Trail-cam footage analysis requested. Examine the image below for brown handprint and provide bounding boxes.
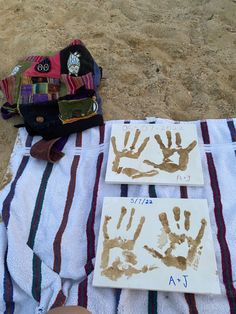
[143,207,207,271]
[101,207,156,281]
[144,131,197,173]
[111,129,158,179]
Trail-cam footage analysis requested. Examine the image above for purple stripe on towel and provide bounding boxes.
[2,155,30,314]
[201,120,236,312]
[32,253,42,302]
[206,152,236,313]
[78,130,105,308]
[180,187,199,314]
[86,152,104,263]
[4,250,14,314]
[53,155,80,274]
[200,121,210,144]
[50,290,66,309]
[78,278,88,308]
[25,135,34,148]
[227,120,236,142]
[99,124,105,144]
[27,137,68,249]
[2,156,29,227]
[76,132,82,148]
[27,162,54,249]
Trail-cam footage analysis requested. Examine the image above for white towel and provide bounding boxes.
[0,117,236,314]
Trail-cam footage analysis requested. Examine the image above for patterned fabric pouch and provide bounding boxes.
[0,39,104,140]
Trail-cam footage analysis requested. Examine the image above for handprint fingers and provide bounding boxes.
[184,210,191,231]
[144,244,187,270]
[154,134,166,149]
[116,206,136,231]
[173,206,180,221]
[143,245,163,259]
[124,131,131,147]
[154,131,173,149]
[143,159,158,168]
[133,216,145,242]
[117,207,127,229]
[130,129,141,150]
[147,132,197,173]
[159,212,171,234]
[131,169,159,179]
[101,207,145,257]
[186,140,197,153]
[126,207,135,231]
[135,136,150,157]
[111,136,118,155]
[120,167,138,177]
[161,208,191,233]
[194,218,207,243]
[144,208,207,271]
[122,167,158,179]
[166,131,172,148]
[187,218,207,264]
[111,129,153,178]
[100,207,157,281]
[103,216,111,239]
[111,136,122,173]
[173,206,180,229]
[175,132,181,147]
[102,257,157,281]
[112,129,149,157]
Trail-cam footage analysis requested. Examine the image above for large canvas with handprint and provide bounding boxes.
[105,124,204,185]
[93,197,220,294]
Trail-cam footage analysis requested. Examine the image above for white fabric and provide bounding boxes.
[0,117,235,314]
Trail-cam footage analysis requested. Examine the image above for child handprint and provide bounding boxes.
[111,129,158,178]
[144,131,197,173]
[144,206,207,271]
[101,206,156,280]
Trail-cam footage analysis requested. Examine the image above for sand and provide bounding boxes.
[0,0,235,183]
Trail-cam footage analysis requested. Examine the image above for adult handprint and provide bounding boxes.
[111,129,158,178]
[144,131,197,173]
[144,206,207,271]
[101,206,156,280]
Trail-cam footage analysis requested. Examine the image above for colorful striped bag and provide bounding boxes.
[0,39,103,140]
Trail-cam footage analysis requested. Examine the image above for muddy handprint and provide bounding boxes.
[101,207,156,280]
[144,207,207,271]
[144,131,197,173]
[111,129,158,179]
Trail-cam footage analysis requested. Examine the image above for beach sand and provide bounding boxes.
[0,0,235,183]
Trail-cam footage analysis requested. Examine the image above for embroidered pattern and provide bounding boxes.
[60,72,94,94]
[67,52,81,76]
[20,77,60,104]
[35,58,51,73]
[11,65,22,76]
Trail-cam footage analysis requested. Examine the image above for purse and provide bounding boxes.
[0,39,104,140]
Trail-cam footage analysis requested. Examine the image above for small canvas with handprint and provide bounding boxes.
[105,123,204,185]
[93,197,220,294]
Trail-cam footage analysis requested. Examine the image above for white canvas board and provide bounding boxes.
[93,197,220,294]
[105,124,204,186]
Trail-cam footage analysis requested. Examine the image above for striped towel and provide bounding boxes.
[0,118,236,314]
